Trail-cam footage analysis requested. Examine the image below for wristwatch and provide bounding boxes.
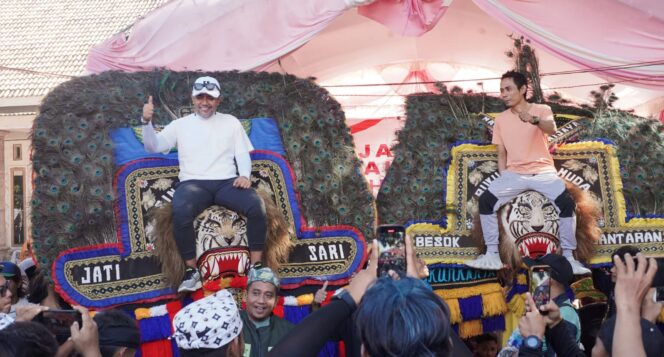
[524,335,543,350]
[530,115,540,125]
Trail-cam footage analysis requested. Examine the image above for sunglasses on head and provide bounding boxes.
[0,281,8,297]
[193,82,220,91]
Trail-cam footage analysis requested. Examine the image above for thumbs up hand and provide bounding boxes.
[313,280,329,305]
[142,96,154,123]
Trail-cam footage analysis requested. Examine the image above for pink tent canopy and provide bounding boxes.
[472,0,664,89]
[87,0,664,90]
[86,0,355,73]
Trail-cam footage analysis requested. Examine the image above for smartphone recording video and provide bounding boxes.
[377,224,407,277]
[33,309,83,343]
[530,266,551,315]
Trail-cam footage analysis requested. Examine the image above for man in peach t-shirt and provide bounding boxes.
[465,71,590,275]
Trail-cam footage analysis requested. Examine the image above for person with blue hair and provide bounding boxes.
[267,238,471,357]
[355,277,453,357]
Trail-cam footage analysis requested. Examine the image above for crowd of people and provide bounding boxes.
[1,241,663,356]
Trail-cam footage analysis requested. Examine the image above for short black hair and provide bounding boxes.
[27,268,71,309]
[94,309,141,357]
[27,268,49,304]
[0,321,58,357]
[501,70,528,98]
[475,333,498,345]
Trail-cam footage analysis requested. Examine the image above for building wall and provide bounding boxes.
[0,114,35,260]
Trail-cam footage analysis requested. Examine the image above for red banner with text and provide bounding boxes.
[348,117,405,196]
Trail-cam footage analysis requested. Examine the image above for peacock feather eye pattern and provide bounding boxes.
[379,89,501,223]
[578,112,664,216]
[32,71,377,280]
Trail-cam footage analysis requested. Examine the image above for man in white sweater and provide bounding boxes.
[142,76,267,293]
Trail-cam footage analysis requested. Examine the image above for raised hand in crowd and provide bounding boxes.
[612,252,657,357]
[519,293,546,340]
[518,293,584,357]
[406,234,429,279]
[387,234,429,280]
[346,239,379,304]
[267,240,379,357]
[70,305,102,357]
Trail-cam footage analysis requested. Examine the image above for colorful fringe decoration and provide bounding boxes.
[283,305,313,325]
[128,285,345,351]
[139,315,172,342]
[434,283,507,321]
[459,319,483,338]
[482,315,506,333]
[127,275,515,349]
[318,341,339,357]
[431,281,508,338]
[446,299,462,324]
[140,339,173,357]
[458,295,483,320]
[503,271,528,346]
[202,276,248,291]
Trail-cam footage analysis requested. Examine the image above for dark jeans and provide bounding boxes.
[171,179,267,260]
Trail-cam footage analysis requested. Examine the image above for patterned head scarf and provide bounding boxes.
[247,266,280,289]
[172,289,243,350]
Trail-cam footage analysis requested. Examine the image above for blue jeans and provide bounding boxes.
[171,179,266,260]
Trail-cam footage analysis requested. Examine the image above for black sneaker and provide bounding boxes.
[178,267,202,293]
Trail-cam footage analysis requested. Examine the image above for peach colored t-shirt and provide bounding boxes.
[492,103,555,174]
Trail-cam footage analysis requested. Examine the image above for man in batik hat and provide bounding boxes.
[240,264,294,357]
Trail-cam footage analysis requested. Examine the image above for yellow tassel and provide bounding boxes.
[501,292,527,346]
[134,308,151,320]
[296,294,314,305]
[459,319,483,338]
[482,290,508,317]
[508,292,526,316]
[434,282,503,300]
[445,298,462,324]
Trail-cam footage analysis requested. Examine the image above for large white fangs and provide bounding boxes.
[518,235,557,257]
[200,251,250,279]
[238,254,248,274]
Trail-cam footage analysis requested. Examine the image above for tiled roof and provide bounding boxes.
[0,0,169,99]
